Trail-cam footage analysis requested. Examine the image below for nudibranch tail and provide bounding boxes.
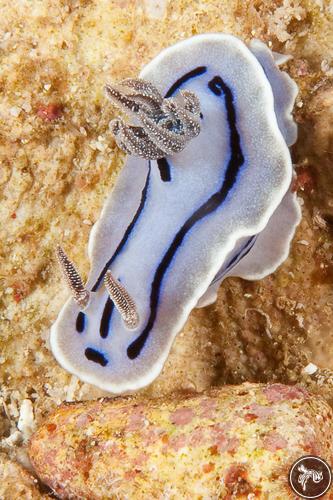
[104,271,139,330]
[56,245,90,310]
[105,78,201,159]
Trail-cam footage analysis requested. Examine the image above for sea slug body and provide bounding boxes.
[51,34,301,393]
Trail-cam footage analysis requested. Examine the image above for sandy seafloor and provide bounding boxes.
[0,0,333,495]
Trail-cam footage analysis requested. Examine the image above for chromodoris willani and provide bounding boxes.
[51,34,301,393]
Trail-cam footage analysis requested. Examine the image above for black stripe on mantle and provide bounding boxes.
[156,158,171,182]
[85,347,108,366]
[157,65,207,183]
[100,297,114,338]
[127,75,245,359]
[92,162,152,293]
[75,164,151,334]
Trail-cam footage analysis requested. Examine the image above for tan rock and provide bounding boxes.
[29,383,333,499]
[0,453,45,500]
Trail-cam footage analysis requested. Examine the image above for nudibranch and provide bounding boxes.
[51,34,301,393]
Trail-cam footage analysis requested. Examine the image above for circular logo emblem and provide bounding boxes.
[289,456,332,499]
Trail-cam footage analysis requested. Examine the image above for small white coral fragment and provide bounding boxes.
[303,363,318,375]
[17,399,35,440]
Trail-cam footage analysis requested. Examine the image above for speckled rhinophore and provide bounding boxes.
[29,383,333,500]
[104,270,139,329]
[56,245,90,310]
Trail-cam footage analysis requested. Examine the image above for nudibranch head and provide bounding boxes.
[105,78,201,159]
[51,34,301,394]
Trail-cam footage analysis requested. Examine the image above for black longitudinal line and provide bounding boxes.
[92,163,152,292]
[100,297,114,338]
[76,311,85,333]
[127,75,245,359]
[75,167,150,333]
[157,158,171,182]
[165,66,207,98]
[158,66,207,183]
[75,164,151,333]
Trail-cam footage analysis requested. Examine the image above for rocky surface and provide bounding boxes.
[29,383,333,499]
[0,0,333,495]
